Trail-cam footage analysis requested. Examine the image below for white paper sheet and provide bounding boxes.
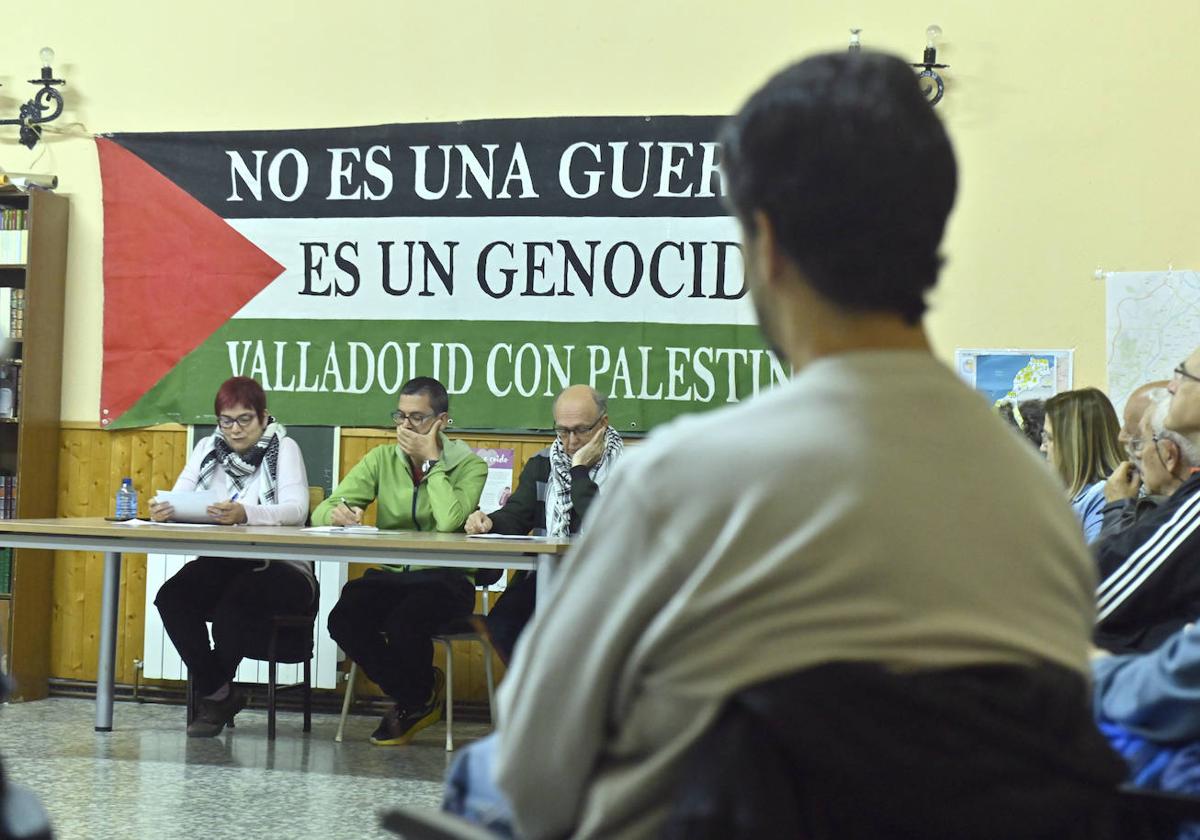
[153,489,222,524]
[302,525,380,534]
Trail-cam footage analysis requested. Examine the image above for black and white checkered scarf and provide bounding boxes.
[546,426,623,539]
[196,417,285,503]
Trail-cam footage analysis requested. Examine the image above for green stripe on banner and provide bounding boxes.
[109,319,786,430]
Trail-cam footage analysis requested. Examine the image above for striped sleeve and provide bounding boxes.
[1096,489,1200,625]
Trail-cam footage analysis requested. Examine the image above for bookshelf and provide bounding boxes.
[0,191,67,700]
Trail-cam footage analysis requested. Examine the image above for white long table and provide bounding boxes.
[0,518,570,731]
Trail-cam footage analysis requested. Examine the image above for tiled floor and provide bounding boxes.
[0,697,490,839]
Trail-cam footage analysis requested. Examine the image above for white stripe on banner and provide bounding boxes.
[142,555,344,689]
[228,216,753,325]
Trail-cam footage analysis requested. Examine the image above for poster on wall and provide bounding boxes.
[1105,270,1199,418]
[97,117,786,432]
[471,446,516,514]
[471,445,516,593]
[954,348,1073,408]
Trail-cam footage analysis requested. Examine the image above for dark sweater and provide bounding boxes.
[488,448,600,537]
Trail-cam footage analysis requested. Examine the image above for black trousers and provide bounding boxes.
[326,568,474,708]
[154,557,315,697]
[485,571,537,663]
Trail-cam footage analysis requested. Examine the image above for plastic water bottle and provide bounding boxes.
[115,478,138,520]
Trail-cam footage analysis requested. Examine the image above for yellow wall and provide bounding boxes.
[3,1,1199,419]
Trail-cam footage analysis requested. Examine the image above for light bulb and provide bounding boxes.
[39,47,55,68]
[925,25,942,49]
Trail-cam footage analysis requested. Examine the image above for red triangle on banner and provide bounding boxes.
[97,137,284,425]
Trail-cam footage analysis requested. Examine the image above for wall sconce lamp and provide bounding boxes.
[0,48,66,149]
[910,26,949,106]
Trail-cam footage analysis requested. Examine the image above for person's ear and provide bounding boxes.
[1166,441,1182,473]
[751,210,786,290]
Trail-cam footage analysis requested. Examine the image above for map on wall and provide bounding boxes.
[954,349,1073,407]
[1106,270,1200,418]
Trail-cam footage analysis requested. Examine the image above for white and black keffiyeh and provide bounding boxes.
[546,426,623,539]
[196,417,286,503]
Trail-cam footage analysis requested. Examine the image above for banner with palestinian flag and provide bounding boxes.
[97,117,784,431]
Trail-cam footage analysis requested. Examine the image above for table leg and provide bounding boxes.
[535,553,559,610]
[95,550,121,732]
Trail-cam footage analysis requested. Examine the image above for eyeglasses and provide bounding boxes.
[1173,362,1200,385]
[554,417,603,441]
[391,410,435,426]
[217,413,257,429]
[1131,434,1167,460]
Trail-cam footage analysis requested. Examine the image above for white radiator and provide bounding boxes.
[142,554,344,689]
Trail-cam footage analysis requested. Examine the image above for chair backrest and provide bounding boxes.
[662,662,1134,840]
[307,486,324,526]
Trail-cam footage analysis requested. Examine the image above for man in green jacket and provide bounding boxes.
[319,377,487,745]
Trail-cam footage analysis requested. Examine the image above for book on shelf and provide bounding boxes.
[0,475,16,519]
[0,362,19,418]
[4,288,25,340]
[0,208,27,264]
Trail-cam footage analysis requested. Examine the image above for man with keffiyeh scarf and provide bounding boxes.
[153,377,314,738]
[465,385,624,662]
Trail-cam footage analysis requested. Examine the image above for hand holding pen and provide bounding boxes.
[330,497,363,527]
[207,491,247,525]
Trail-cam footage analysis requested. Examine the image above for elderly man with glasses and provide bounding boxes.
[1099,387,1197,542]
[464,385,624,662]
[315,376,488,746]
[1096,351,1200,654]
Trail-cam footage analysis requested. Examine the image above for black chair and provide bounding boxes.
[1113,785,1200,838]
[187,611,316,741]
[377,786,1200,840]
[660,664,1200,840]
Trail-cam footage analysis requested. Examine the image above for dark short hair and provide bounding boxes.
[214,376,267,421]
[400,377,449,414]
[721,51,957,324]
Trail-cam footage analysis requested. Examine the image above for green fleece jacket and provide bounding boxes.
[312,435,486,532]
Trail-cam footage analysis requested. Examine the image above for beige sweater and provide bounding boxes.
[493,350,1096,840]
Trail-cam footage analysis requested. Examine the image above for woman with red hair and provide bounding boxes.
[150,376,313,737]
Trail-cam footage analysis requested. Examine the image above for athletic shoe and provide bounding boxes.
[370,667,446,746]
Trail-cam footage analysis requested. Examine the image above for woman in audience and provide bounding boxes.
[1041,388,1124,543]
[999,398,1045,449]
[151,376,313,737]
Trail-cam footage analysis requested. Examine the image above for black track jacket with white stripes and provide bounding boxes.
[1095,472,1200,653]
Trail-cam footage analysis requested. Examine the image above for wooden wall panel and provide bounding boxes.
[51,425,187,684]
[49,426,551,703]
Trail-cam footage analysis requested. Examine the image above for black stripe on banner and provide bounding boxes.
[108,115,731,220]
